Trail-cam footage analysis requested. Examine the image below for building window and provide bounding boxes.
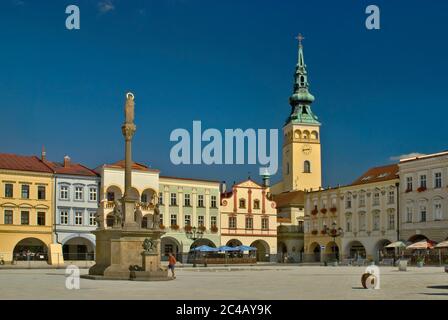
[198,195,204,207]
[253,200,260,210]
[359,194,366,207]
[373,213,380,231]
[345,215,352,232]
[388,213,395,230]
[4,184,13,198]
[37,212,46,226]
[75,186,83,201]
[37,186,46,200]
[184,194,191,207]
[261,217,269,230]
[406,177,413,191]
[198,216,204,227]
[345,195,352,209]
[245,217,253,230]
[388,190,395,204]
[141,193,148,203]
[21,211,29,225]
[373,193,380,206]
[170,214,177,226]
[107,191,115,201]
[170,193,177,206]
[420,175,427,189]
[304,161,311,173]
[184,214,191,226]
[60,211,69,225]
[211,195,217,208]
[435,172,442,189]
[89,212,96,226]
[75,211,83,225]
[60,185,69,200]
[211,216,217,228]
[89,188,97,201]
[406,207,413,223]
[228,216,236,229]
[159,192,163,205]
[4,210,13,224]
[21,185,30,199]
[286,162,290,175]
[239,199,246,209]
[359,213,366,231]
[434,202,442,220]
[420,205,427,222]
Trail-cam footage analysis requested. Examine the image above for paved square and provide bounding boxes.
[0,266,447,300]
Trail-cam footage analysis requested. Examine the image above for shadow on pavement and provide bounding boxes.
[427,285,448,290]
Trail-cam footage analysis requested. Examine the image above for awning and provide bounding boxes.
[218,246,240,252]
[435,241,448,249]
[406,240,436,250]
[235,245,257,251]
[192,245,218,252]
[385,241,407,249]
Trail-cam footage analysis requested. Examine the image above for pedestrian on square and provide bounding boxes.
[168,253,177,279]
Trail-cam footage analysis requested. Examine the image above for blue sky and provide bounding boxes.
[0,0,447,187]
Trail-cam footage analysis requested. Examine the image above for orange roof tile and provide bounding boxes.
[45,161,98,177]
[102,160,159,173]
[272,190,305,208]
[350,164,399,186]
[0,153,53,173]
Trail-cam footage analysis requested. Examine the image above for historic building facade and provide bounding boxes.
[274,190,305,262]
[95,160,159,230]
[45,154,100,261]
[0,154,61,264]
[399,151,448,243]
[304,164,399,263]
[158,176,221,263]
[220,179,277,262]
[304,187,341,262]
[338,164,399,262]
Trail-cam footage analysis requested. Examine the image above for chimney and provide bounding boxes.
[63,156,71,167]
[220,181,227,194]
[41,146,46,161]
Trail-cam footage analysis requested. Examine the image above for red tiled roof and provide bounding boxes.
[45,161,98,177]
[102,160,159,173]
[272,190,305,208]
[351,164,399,186]
[0,153,53,173]
[160,175,220,184]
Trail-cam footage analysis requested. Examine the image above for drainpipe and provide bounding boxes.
[395,182,400,241]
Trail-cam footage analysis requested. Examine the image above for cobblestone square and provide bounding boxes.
[1,266,447,300]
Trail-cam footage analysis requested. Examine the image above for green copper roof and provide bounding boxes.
[285,39,320,126]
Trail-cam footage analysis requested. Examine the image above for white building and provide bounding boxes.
[399,151,448,243]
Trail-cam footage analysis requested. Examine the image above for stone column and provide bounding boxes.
[121,92,139,230]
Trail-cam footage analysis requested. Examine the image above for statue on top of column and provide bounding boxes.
[124,92,135,124]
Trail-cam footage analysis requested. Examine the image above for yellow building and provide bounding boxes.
[220,179,277,262]
[0,154,62,264]
[271,36,322,195]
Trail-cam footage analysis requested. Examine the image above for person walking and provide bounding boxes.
[168,253,177,279]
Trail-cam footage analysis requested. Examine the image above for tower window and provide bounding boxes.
[304,161,311,173]
[286,162,290,175]
[300,76,305,86]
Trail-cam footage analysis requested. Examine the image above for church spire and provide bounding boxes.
[286,34,320,125]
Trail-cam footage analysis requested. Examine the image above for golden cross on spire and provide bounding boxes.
[295,33,305,46]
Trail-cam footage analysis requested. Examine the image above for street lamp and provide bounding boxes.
[186,226,204,267]
[324,221,343,262]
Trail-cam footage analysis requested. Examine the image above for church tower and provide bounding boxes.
[282,35,322,192]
